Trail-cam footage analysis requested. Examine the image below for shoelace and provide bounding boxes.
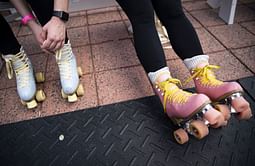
[157,78,192,112]
[55,43,73,80]
[3,50,30,88]
[185,65,223,86]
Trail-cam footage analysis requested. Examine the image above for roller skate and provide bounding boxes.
[1,47,46,109]
[153,78,225,144]
[184,55,252,121]
[55,41,84,102]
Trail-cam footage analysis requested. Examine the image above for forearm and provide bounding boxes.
[54,0,69,12]
[9,0,32,17]
[9,0,38,28]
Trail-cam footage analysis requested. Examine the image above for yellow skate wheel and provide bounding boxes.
[26,99,38,109]
[174,128,189,144]
[214,104,231,121]
[76,84,84,97]
[77,67,83,77]
[61,89,68,99]
[35,72,45,83]
[36,90,46,102]
[190,120,209,139]
[68,93,78,102]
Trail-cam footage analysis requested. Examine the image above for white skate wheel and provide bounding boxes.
[26,99,38,109]
[36,90,46,102]
[61,89,68,99]
[68,93,78,102]
[35,72,45,83]
[174,128,189,144]
[76,84,84,97]
[77,67,83,77]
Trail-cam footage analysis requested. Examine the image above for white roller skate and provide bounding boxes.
[1,47,46,109]
[55,41,84,102]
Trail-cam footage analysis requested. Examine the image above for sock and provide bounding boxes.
[148,67,171,84]
[183,55,209,70]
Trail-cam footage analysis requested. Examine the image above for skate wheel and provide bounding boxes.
[61,89,68,99]
[190,120,209,139]
[36,90,46,102]
[203,107,225,128]
[215,104,231,121]
[76,84,84,97]
[68,93,78,102]
[26,99,38,109]
[35,72,45,83]
[174,128,189,144]
[77,67,83,77]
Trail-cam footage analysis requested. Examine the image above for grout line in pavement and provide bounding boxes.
[86,10,100,107]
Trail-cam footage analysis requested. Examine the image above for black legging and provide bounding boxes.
[0,0,68,55]
[116,0,204,73]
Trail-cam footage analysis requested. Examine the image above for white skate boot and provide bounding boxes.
[1,47,46,109]
[56,41,84,102]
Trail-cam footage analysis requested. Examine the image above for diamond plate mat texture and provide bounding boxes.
[0,76,255,166]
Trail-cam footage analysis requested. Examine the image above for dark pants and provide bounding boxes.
[116,0,204,73]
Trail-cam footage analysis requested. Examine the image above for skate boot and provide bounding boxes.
[1,47,46,109]
[56,41,84,102]
[153,78,225,144]
[184,56,252,121]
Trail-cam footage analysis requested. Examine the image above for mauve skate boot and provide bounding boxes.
[153,77,225,144]
[189,65,252,120]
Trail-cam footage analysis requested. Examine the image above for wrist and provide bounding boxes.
[52,10,69,22]
[21,13,35,25]
[51,16,65,24]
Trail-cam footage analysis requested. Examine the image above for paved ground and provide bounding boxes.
[0,0,255,125]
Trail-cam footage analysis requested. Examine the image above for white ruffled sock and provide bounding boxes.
[183,55,209,70]
[148,67,171,84]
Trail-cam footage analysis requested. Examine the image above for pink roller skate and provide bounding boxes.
[187,64,252,121]
[153,78,225,144]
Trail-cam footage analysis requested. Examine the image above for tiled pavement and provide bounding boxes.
[0,0,254,124]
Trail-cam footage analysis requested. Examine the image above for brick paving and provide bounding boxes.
[0,0,254,124]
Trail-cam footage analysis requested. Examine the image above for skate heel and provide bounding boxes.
[61,66,84,103]
[61,83,84,102]
[20,89,46,109]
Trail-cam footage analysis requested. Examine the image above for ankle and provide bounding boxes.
[148,67,171,84]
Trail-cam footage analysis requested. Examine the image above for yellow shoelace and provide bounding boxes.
[185,65,223,86]
[3,51,29,88]
[157,78,192,112]
[55,46,72,80]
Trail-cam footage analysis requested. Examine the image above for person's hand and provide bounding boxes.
[41,16,66,52]
[28,21,45,45]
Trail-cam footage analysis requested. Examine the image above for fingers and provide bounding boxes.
[54,42,62,52]
[40,30,47,42]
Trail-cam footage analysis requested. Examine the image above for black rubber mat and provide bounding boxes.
[0,77,255,166]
